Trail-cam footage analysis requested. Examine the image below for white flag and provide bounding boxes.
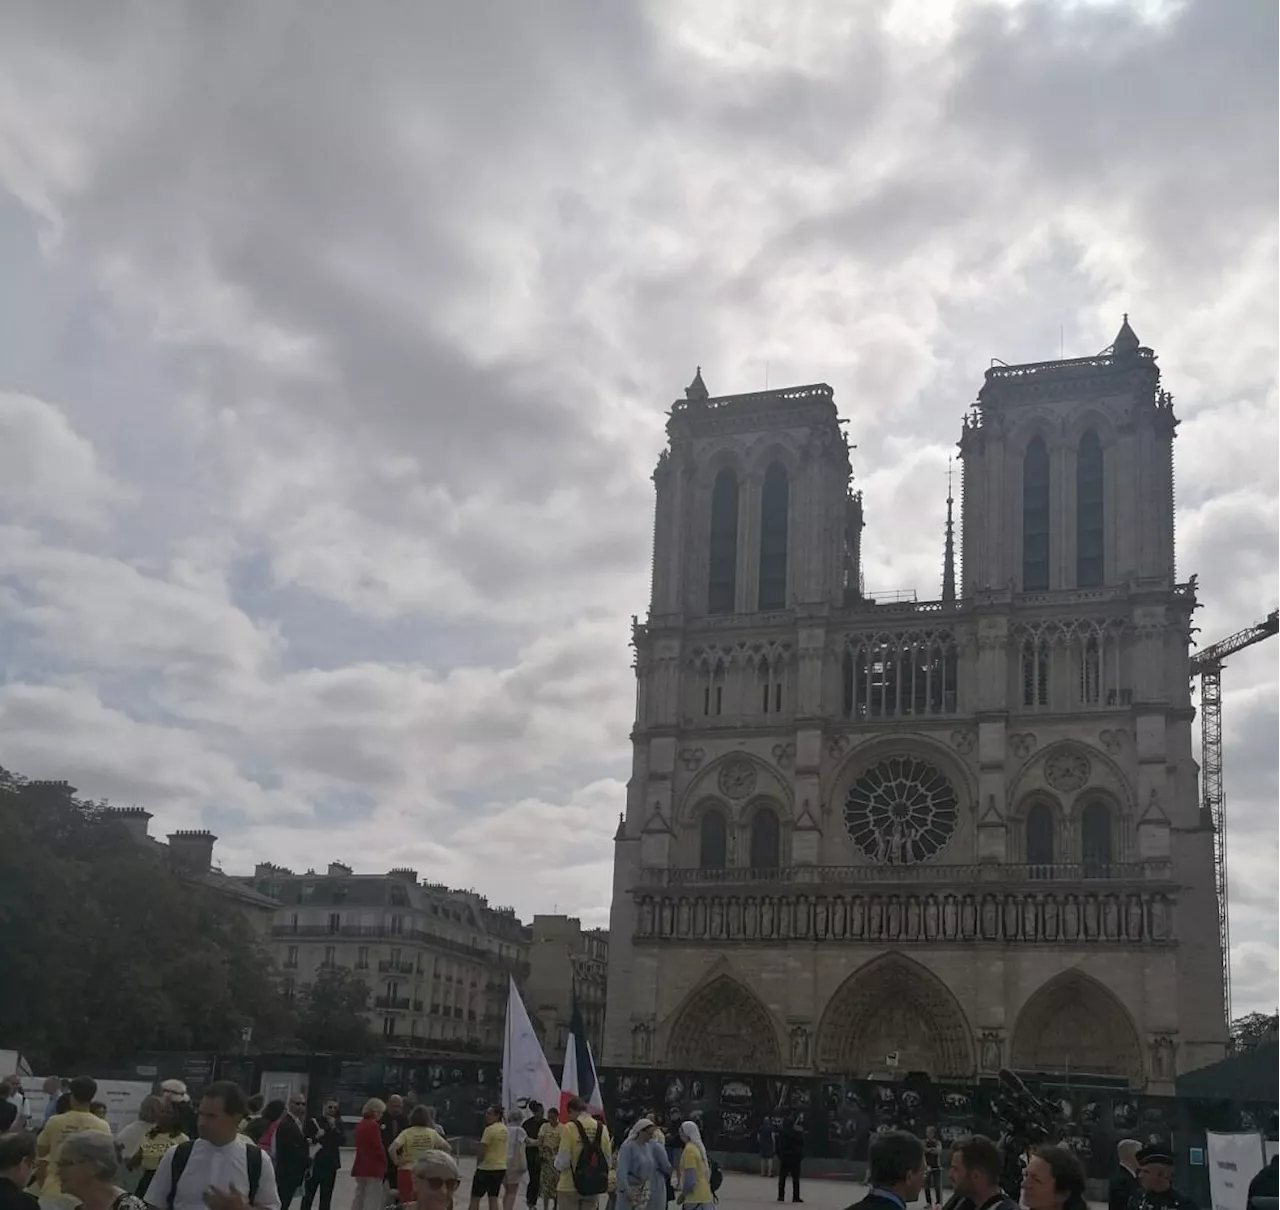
[502,977,559,1116]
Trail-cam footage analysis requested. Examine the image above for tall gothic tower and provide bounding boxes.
[605,329,1223,1092]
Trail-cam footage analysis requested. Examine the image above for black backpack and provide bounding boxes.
[709,1159,724,1195]
[571,1119,609,1197]
[166,1141,262,1210]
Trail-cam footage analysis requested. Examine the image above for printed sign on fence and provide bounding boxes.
[1206,1131,1265,1210]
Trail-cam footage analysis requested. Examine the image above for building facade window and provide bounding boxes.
[1026,802,1055,871]
[356,946,369,969]
[1021,641,1049,707]
[1077,429,1104,587]
[699,810,728,870]
[1081,800,1113,875]
[758,462,789,611]
[749,808,781,869]
[1023,436,1051,591]
[708,468,739,614]
[285,945,298,969]
[323,945,336,967]
[1079,636,1101,705]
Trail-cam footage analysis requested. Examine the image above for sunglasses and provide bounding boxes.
[415,1177,460,1191]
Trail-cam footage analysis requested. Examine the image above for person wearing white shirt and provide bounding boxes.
[145,1082,280,1210]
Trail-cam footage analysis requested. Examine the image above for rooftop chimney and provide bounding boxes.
[106,805,153,844]
[389,867,418,884]
[328,862,352,877]
[167,829,217,874]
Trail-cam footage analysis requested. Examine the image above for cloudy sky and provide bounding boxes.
[0,1,1275,1010]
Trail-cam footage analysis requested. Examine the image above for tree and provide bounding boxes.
[295,967,376,1054]
[1230,1011,1279,1054]
[0,767,295,1067]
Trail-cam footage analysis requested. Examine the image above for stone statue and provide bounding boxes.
[790,1027,809,1069]
[980,1033,1002,1072]
[762,899,775,937]
[906,897,921,940]
[795,897,811,938]
[925,896,940,939]
[1150,1036,1174,1081]
[851,897,866,938]
[1102,896,1119,940]
[661,900,675,936]
[1043,896,1059,941]
[1003,896,1020,940]
[1151,895,1170,939]
[641,898,655,936]
[1023,896,1038,940]
[961,895,977,939]
[1126,896,1143,941]
[710,899,725,938]
[887,897,902,939]
[728,898,742,938]
[632,1023,652,1064]
[1083,895,1100,939]
[833,898,847,938]
[1063,896,1080,940]
[815,899,829,938]
[744,898,758,937]
[944,895,959,938]
[869,897,884,939]
[981,896,998,939]
[678,900,691,936]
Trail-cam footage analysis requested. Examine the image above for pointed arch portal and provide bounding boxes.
[666,975,781,1073]
[816,954,975,1077]
[1011,970,1144,1085]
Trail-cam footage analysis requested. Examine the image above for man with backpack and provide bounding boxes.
[143,1081,281,1210]
[943,1136,1020,1210]
[554,1097,613,1210]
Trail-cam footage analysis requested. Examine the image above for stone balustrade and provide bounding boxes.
[638,861,1159,887]
[632,884,1174,947]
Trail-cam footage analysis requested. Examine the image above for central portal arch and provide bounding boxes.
[665,974,782,1073]
[816,953,976,1077]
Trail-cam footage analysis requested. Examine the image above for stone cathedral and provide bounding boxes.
[603,319,1226,1094]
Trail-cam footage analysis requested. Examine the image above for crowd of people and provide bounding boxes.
[3,1071,1262,1210]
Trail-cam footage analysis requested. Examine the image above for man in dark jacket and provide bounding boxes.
[946,1136,1018,1210]
[522,1102,546,1208]
[0,1133,39,1210]
[1109,1140,1141,1210]
[273,1093,312,1209]
[302,1099,346,1210]
[777,1118,806,1204]
[381,1095,406,1190]
[844,1130,927,1210]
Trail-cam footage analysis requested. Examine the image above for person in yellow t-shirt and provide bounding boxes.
[128,1102,189,1198]
[677,1121,713,1210]
[389,1105,452,1201]
[469,1105,509,1210]
[35,1076,113,1195]
[554,1098,613,1207]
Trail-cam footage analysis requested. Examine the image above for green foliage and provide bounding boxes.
[0,767,296,1067]
[1229,1010,1279,1054]
[295,966,377,1054]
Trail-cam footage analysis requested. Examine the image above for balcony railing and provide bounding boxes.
[269,924,530,977]
[638,862,1155,889]
[379,960,417,974]
[374,996,424,1012]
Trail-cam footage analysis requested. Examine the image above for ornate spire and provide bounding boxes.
[942,459,957,606]
[1112,313,1139,355]
[684,365,709,400]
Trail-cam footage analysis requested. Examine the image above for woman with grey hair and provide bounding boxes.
[402,1150,461,1210]
[56,1130,148,1210]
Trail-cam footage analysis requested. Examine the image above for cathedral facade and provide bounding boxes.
[602,321,1226,1094]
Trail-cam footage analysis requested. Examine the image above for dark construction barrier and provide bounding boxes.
[100,1052,1275,1204]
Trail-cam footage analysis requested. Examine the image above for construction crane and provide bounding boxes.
[1189,608,1279,1024]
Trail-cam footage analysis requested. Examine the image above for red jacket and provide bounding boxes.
[352,1115,387,1178]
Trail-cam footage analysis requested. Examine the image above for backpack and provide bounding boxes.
[259,1118,281,1152]
[709,1159,724,1196]
[166,1140,262,1210]
[571,1119,610,1197]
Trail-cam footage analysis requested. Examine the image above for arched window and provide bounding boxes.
[1026,802,1055,872]
[1081,800,1113,875]
[1077,429,1104,587]
[700,810,727,870]
[758,462,789,611]
[1023,436,1051,591]
[708,468,739,614]
[1079,636,1101,705]
[1022,640,1049,707]
[749,808,780,870]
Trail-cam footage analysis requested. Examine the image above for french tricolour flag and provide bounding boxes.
[559,1003,605,1119]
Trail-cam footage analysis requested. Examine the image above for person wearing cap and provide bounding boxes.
[160,1082,198,1139]
[1132,1145,1197,1210]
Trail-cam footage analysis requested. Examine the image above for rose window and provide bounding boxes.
[844,756,959,865]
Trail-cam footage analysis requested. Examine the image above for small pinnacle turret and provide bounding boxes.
[685,366,709,400]
[942,458,956,605]
[1112,313,1139,355]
